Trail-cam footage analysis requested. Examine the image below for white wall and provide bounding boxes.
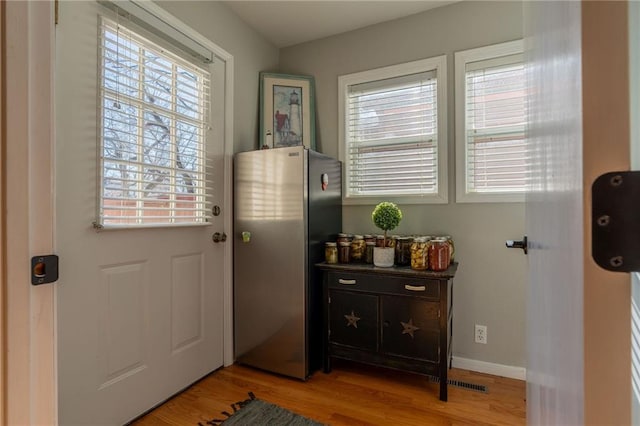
[157,1,279,154]
[279,1,526,370]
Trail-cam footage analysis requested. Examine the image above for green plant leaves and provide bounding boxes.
[371,202,402,232]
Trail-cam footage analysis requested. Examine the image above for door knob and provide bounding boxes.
[212,232,227,243]
[505,235,528,254]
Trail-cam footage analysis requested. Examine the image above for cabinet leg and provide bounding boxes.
[439,379,448,402]
[323,356,332,374]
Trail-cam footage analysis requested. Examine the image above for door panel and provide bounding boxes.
[171,254,204,352]
[56,2,225,424]
[524,1,584,424]
[329,291,378,351]
[380,296,439,362]
[99,262,147,385]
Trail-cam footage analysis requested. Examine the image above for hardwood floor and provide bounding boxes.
[133,360,525,425]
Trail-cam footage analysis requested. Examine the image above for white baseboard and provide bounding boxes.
[452,356,526,381]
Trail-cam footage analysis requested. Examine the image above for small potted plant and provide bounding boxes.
[371,202,402,267]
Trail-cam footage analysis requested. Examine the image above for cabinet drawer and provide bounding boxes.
[327,271,440,299]
[329,290,378,351]
[380,296,440,362]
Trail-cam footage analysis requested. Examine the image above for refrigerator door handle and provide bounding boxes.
[338,279,357,285]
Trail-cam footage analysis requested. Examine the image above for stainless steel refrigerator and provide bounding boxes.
[233,146,342,380]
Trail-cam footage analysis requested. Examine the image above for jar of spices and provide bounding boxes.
[429,238,451,271]
[350,235,366,262]
[364,234,375,245]
[375,235,386,248]
[410,237,429,270]
[395,237,413,266]
[324,242,338,264]
[338,242,351,264]
[386,235,398,248]
[365,242,376,264]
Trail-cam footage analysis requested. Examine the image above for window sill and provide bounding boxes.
[455,192,525,203]
[343,194,448,206]
[92,222,213,232]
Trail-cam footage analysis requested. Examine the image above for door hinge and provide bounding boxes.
[31,255,59,285]
[592,171,640,272]
[328,296,331,304]
[55,0,59,25]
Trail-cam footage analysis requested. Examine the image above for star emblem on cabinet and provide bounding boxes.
[344,310,361,328]
[401,318,420,338]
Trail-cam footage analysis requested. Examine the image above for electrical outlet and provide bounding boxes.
[475,324,487,344]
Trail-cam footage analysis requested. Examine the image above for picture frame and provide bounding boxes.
[259,72,316,150]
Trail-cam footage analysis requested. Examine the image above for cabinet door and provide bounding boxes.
[380,296,439,362]
[329,291,378,351]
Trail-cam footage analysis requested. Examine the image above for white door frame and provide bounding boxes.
[4,1,57,425]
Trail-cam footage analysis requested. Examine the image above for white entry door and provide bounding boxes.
[55,2,229,424]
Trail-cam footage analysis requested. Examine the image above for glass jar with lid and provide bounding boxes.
[324,242,338,264]
[337,233,352,244]
[440,235,455,263]
[395,237,413,266]
[338,242,351,263]
[429,238,451,271]
[365,242,376,264]
[410,237,429,270]
[350,235,366,262]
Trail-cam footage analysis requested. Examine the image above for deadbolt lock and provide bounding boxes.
[212,232,227,243]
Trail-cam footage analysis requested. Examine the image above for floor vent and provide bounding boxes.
[428,376,488,393]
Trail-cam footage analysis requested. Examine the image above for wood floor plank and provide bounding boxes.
[133,360,525,425]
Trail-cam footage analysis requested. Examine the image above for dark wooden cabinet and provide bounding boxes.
[317,263,457,401]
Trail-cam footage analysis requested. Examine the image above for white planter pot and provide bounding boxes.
[373,247,394,267]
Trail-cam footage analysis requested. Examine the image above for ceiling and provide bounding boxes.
[222,1,457,48]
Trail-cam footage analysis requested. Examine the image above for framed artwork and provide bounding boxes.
[259,72,316,150]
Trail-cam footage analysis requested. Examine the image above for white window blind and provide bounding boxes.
[98,17,212,227]
[340,57,446,202]
[465,54,525,194]
[455,40,526,203]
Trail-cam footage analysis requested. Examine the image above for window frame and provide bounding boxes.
[338,56,448,205]
[455,39,525,203]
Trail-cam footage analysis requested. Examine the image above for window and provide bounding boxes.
[338,56,448,204]
[455,40,526,202]
[97,16,212,227]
